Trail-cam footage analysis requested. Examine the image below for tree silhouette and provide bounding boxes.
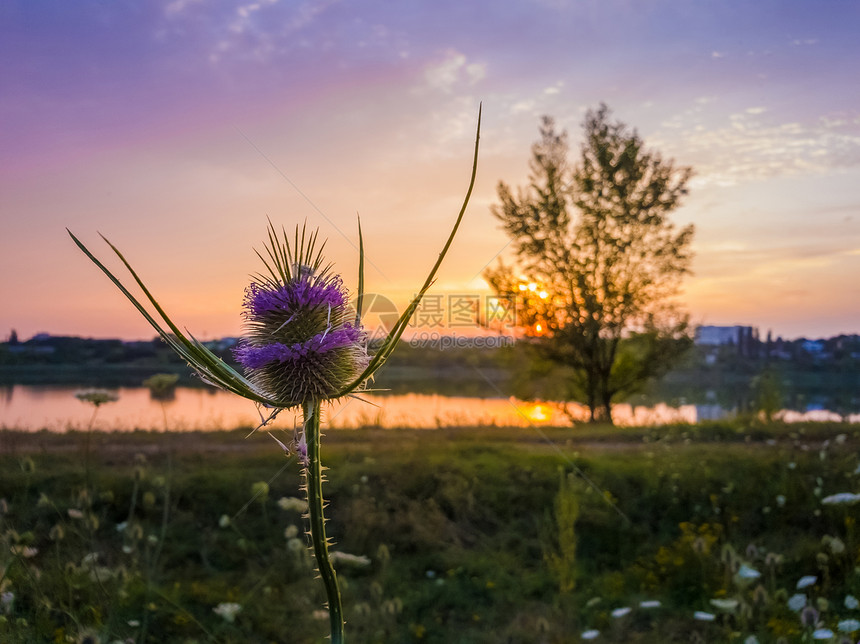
[487,105,694,423]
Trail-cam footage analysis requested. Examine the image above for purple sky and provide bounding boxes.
[2,0,859,341]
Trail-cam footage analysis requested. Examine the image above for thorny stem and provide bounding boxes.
[303,398,344,644]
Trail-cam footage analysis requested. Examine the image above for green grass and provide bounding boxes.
[1,421,859,643]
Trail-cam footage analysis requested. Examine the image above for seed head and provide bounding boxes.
[74,388,119,407]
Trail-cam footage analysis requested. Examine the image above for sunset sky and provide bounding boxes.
[2,0,859,342]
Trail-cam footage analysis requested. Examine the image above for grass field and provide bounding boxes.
[1,421,859,643]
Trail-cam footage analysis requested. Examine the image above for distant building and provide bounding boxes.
[204,337,239,351]
[695,325,759,358]
[801,339,825,354]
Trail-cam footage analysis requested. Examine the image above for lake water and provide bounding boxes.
[1,385,854,432]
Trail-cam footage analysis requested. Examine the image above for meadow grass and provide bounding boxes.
[1,420,859,643]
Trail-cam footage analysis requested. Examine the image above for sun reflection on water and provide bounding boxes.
[5,385,850,431]
[523,402,551,423]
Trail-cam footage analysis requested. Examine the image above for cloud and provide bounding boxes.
[661,107,860,187]
[423,50,486,93]
[510,100,537,114]
[165,0,204,17]
[201,0,338,64]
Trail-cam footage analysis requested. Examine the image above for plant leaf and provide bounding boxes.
[337,103,482,396]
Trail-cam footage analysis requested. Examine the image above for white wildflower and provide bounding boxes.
[329,551,371,568]
[611,607,631,618]
[797,575,818,589]
[710,598,738,611]
[822,493,860,505]
[694,611,716,621]
[812,628,834,639]
[737,564,761,579]
[838,618,860,632]
[788,593,807,611]
[581,630,600,640]
[639,600,661,609]
[213,602,242,623]
[828,536,846,554]
[844,595,859,610]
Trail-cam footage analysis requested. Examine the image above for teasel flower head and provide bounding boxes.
[233,226,369,406]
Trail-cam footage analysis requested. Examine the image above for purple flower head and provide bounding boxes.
[235,326,364,369]
[244,274,347,320]
[235,267,368,406]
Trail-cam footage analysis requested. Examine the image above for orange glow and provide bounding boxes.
[527,282,537,291]
[524,403,550,423]
[538,290,548,299]
[535,323,543,334]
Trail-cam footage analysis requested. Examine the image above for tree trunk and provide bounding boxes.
[589,402,613,424]
[587,399,598,423]
[601,397,614,425]
[586,382,599,423]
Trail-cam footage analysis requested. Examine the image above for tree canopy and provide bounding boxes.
[486,104,695,423]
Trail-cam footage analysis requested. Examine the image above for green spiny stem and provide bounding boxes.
[303,399,344,644]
